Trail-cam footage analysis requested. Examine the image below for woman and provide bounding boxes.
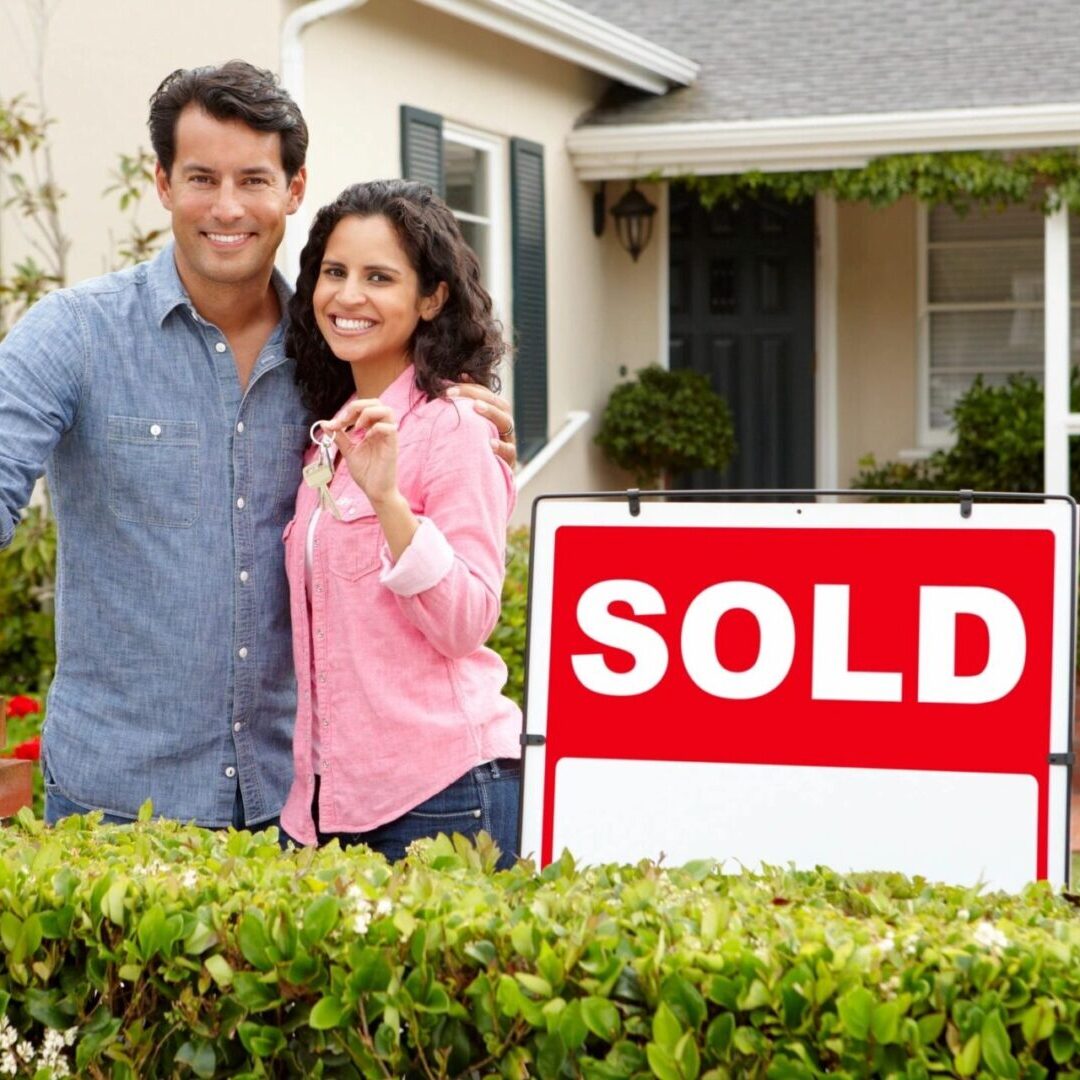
[278,180,521,867]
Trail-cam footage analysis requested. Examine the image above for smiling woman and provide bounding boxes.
[279,180,521,866]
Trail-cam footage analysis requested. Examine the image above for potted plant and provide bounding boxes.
[594,365,736,489]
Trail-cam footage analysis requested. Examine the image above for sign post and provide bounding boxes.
[519,494,1077,892]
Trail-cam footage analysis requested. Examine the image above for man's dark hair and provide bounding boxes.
[148,60,308,179]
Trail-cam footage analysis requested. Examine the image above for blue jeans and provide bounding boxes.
[44,762,275,832]
[284,759,522,869]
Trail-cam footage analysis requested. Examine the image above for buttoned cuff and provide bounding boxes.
[379,516,454,596]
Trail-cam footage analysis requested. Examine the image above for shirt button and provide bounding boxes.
[236,497,246,509]
[316,629,324,639]
[215,342,227,353]
[238,647,248,659]
[149,424,162,438]
[236,421,245,434]
[322,720,329,728]
[225,766,236,779]
[233,722,242,733]
[318,673,327,684]
[239,570,249,583]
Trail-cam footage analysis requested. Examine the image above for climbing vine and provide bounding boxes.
[679,147,1080,213]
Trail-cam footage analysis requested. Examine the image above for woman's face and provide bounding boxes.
[313,213,444,392]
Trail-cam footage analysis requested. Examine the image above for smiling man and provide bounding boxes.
[0,61,515,829]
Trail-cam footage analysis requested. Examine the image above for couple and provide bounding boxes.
[0,62,522,866]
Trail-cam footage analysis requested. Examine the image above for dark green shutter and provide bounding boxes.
[510,138,548,463]
[400,106,445,196]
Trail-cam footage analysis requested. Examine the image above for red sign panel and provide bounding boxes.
[531,520,1063,874]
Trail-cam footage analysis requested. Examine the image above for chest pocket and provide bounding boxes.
[107,415,199,527]
[326,508,384,582]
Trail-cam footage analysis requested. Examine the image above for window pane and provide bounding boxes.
[445,141,487,216]
[929,203,1043,242]
[929,243,1043,304]
[928,369,1040,431]
[930,310,1044,371]
[458,219,488,278]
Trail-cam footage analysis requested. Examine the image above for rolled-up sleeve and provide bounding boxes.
[0,291,87,547]
[380,400,515,658]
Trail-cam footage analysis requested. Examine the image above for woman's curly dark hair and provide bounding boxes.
[288,179,506,419]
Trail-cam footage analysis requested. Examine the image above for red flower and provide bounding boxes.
[11,736,40,761]
[5,696,40,718]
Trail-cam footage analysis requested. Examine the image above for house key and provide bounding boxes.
[303,422,343,520]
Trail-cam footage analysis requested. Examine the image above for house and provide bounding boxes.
[2,0,1079,519]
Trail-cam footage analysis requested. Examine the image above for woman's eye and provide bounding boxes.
[369,273,388,283]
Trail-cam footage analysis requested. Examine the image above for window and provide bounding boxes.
[401,105,548,461]
[442,125,509,330]
[919,203,1079,445]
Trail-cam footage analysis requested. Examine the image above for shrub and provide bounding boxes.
[0,507,56,697]
[0,815,1078,1077]
[488,528,529,708]
[853,372,1080,494]
[595,366,736,488]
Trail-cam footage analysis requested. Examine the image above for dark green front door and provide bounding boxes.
[669,185,815,489]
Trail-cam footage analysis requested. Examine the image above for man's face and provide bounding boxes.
[155,105,306,295]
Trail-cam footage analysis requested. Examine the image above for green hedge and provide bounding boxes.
[1,812,1080,1078]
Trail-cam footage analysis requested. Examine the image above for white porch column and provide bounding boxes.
[814,192,839,489]
[1044,203,1073,494]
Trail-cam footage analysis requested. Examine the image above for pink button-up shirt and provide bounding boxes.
[279,366,521,845]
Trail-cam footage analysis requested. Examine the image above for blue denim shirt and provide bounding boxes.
[0,244,311,825]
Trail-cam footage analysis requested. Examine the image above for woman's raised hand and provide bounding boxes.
[322,399,400,506]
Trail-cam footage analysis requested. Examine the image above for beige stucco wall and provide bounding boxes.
[0,0,284,287]
[835,197,919,486]
[2,0,663,519]
[299,0,659,524]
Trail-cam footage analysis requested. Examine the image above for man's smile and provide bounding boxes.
[203,231,254,247]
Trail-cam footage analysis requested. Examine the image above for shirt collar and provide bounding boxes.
[336,363,424,423]
[148,240,294,328]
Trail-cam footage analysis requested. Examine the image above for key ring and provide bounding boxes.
[309,420,334,448]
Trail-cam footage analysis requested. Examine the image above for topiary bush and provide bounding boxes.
[595,366,736,489]
[853,372,1080,494]
[0,814,1079,1077]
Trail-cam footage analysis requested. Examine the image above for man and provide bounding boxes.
[0,61,516,829]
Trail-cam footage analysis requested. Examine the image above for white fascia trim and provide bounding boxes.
[568,101,1080,179]
[413,0,698,94]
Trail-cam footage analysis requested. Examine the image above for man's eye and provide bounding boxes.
[245,177,269,186]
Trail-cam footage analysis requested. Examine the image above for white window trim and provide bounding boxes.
[442,122,511,398]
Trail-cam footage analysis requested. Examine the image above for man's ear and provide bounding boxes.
[287,166,307,215]
[420,281,449,321]
[154,161,173,211]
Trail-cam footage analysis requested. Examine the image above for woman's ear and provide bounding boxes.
[420,282,449,322]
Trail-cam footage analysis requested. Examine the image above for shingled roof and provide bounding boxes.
[569,0,1080,126]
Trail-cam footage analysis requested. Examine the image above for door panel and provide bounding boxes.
[670,185,815,489]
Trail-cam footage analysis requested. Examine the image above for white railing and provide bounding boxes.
[515,410,590,493]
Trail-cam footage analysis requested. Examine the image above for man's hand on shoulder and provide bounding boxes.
[446,382,517,470]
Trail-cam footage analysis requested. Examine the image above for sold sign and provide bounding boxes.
[519,498,1076,891]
